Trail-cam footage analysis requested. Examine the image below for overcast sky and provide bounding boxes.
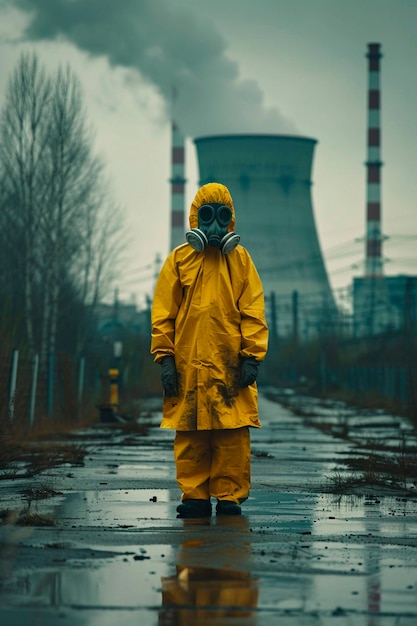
[0,0,416,307]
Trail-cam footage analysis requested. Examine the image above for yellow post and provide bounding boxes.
[108,368,119,409]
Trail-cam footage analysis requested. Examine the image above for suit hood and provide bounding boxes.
[189,182,235,231]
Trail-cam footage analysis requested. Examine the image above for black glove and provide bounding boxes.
[160,356,178,397]
[239,357,259,388]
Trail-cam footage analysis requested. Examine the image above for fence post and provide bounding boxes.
[270,291,278,344]
[8,349,19,421]
[48,353,55,417]
[78,356,85,406]
[320,350,327,393]
[292,290,299,344]
[29,353,39,429]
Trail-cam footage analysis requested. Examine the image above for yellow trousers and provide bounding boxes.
[174,427,251,504]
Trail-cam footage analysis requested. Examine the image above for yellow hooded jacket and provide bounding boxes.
[151,182,268,430]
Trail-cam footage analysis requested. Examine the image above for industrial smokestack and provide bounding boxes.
[365,42,383,277]
[194,134,336,338]
[353,42,392,336]
[170,121,186,249]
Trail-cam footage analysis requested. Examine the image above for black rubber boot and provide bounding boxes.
[176,499,212,518]
[216,500,242,516]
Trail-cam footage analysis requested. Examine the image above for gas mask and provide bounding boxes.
[186,203,240,254]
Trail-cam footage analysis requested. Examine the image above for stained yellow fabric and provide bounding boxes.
[174,428,251,503]
[151,182,268,430]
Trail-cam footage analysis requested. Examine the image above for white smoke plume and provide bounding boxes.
[6,0,295,136]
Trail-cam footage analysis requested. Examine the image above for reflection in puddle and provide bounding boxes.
[161,565,258,625]
[161,515,258,625]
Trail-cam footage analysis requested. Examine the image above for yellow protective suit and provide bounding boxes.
[151,182,268,504]
[151,182,268,432]
[174,428,251,502]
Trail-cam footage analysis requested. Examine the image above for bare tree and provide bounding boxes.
[38,65,98,368]
[0,53,51,355]
[0,52,125,369]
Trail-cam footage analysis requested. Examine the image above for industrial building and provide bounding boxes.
[353,275,417,336]
[193,134,336,339]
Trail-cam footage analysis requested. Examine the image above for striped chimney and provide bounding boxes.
[365,42,383,277]
[170,121,186,250]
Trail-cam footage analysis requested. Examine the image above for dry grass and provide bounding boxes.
[15,511,56,526]
[325,451,417,494]
[1,505,57,526]
[345,452,417,486]
[0,436,86,478]
[22,484,63,501]
[1,479,62,527]
[268,389,417,494]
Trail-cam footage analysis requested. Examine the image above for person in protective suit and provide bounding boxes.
[151,182,268,518]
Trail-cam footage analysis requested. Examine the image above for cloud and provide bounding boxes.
[7,0,296,136]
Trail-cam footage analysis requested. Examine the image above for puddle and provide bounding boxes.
[56,488,172,529]
[3,516,261,623]
[304,565,417,615]
[114,462,173,480]
[5,565,260,626]
[3,493,417,623]
[313,494,417,538]
[4,538,417,623]
[4,544,170,609]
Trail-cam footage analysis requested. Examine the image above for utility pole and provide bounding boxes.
[292,290,299,345]
[113,288,119,325]
[404,277,416,418]
[292,290,299,384]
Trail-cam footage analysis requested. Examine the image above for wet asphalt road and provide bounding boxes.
[1,390,417,625]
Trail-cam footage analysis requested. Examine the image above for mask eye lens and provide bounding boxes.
[217,205,232,226]
[198,204,215,225]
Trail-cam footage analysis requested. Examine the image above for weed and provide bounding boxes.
[324,471,362,493]
[0,504,56,526]
[324,448,417,494]
[15,511,56,526]
[22,484,63,503]
[0,442,87,477]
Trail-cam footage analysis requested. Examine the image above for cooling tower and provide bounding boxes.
[194,134,336,338]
